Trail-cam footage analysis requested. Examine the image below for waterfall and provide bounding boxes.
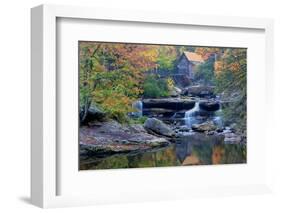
[184,101,223,128]
[184,102,199,128]
[213,106,223,128]
[213,116,223,128]
[131,100,143,117]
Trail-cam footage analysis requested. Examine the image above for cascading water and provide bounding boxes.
[213,107,223,128]
[184,102,200,128]
[131,100,143,117]
[184,101,223,128]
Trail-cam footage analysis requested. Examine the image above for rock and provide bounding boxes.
[144,118,174,137]
[230,123,237,132]
[88,106,106,118]
[175,133,182,137]
[129,124,147,133]
[169,87,182,97]
[217,127,243,144]
[174,87,182,94]
[206,131,215,135]
[222,129,232,134]
[80,143,137,156]
[216,128,224,133]
[172,111,186,118]
[80,120,171,157]
[183,85,215,97]
[224,133,237,138]
[80,105,106,123]
[178,126,190,132]
[192,121,217,132]
[96,120,126,133]
[199,101,220,111]
[145,138,170,147]
[142,108,175,117]
[169,90,179,97]
[181,88,189,96]
[224,135,241,144]
[142,98,195,111]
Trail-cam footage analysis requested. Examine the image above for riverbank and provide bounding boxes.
[80,119,171,160]
[80,118,245,160]
[80,85,246,167]
[80,120,246,170]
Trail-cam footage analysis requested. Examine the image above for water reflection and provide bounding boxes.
[80,134,246,170]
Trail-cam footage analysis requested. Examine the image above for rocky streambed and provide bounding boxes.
[80,119,172,160]
[80,85,246,169]
[80,119,246,170]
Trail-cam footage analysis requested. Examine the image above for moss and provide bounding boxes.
[129,116,148,125]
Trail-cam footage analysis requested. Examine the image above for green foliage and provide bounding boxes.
[156,46,177,71]
[79,42,247,132]
[214,49,247,132]
[192,144,213,164]
[79,42,158,123]
[194,57,215,85]
[129,116,148,125]
[143,75,169,98]
[222,144,247,164]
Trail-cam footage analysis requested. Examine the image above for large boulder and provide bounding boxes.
[223,133,241,144]
[80,120,171,157]
[80,105,106,124]
[192,121,216,132]
[183,85,215,97]
[169,90,180,97]
[199,101,220,111]
[144,118,174,137]
[169,86,182,97]
[142,98,195,111]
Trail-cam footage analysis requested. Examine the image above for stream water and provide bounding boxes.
[80,99,246,170]
[184,101,223,128]
[80,134,246,170]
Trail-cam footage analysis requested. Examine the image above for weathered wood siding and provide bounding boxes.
[177,57,191,76]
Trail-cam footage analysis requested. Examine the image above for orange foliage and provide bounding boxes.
[212,146,225,164]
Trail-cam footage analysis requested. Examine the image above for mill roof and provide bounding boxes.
[183,51,204,63]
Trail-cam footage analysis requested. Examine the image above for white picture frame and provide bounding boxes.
[31,4,274,208]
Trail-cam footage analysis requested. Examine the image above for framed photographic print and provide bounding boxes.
[31,4,274,208]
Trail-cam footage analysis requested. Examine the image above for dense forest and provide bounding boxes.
[79,42,246,129]
[79,42,247,170]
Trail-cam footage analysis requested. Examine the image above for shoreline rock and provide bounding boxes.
[80,120,171,158]
[191,121,217,132]
[199,101,220,111]
[144,118,175,137]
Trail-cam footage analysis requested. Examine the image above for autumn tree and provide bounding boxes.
[215,48,247,131]
[156,46,177,72]
[194,47,247,131]
[194,54,216,85]
[79,42,158,123]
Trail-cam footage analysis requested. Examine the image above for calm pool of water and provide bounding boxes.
[79,134,246,170]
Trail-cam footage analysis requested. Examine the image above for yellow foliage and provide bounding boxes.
[214,61,223,75]
[166,77,175,91]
